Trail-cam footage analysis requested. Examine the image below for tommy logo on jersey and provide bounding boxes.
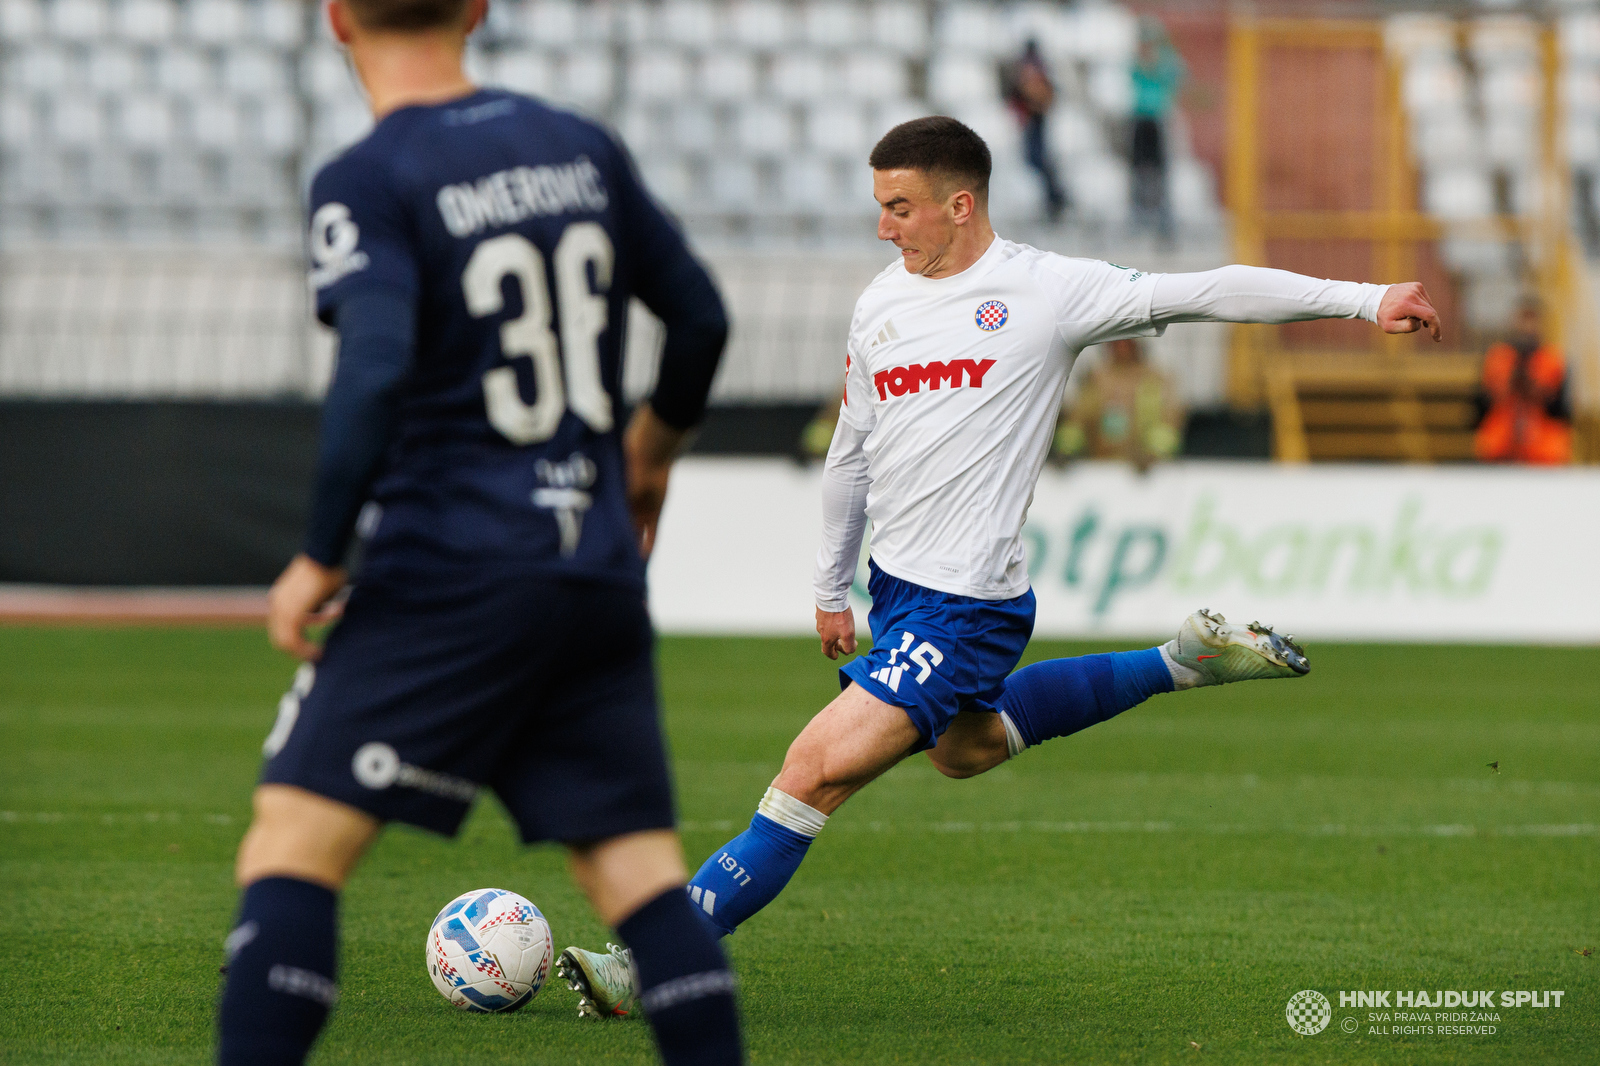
[873,358,996,400]
[974,300,1008,331]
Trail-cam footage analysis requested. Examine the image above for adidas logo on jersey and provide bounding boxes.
[872,358,996,401]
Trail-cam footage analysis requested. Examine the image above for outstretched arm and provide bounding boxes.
[1152,266,1442,341]
[813,418,870,660]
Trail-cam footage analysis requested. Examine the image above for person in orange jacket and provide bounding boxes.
[1474,300,1572,464]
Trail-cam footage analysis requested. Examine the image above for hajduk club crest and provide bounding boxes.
[975,300,1008,331]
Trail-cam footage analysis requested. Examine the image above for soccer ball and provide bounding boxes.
[425,888,553,1012]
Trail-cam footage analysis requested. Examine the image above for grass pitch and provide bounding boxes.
[2,627,1596,1065]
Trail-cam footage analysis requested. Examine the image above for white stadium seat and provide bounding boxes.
[780,153,833,211]
[1085,60,1132,117]
[312,100,373,151]
[803,99,869,159]
[0,0,42,40]
[463,44,492,85]
[1170,157,1220,224]
[628,48,692,102]
[257,0,306,49]
[952,101,1020,157]
[988,162,1043,219]
[769,51,834,102]
[49,0,107,41]
[616,103,665,154]
[1484,115,1538,169]
[191,98,242,150]
[521,0,582,47]
[1469,16,1539,67]
[708,156,761,208]
[1402,58,1470,116]
[1410,108,1479,169]
[729,0,793,50]
[1074,3,1136,65]
[302,45,354,102]
[1425,167,1495,219]
[637,154,693,206]
[1563,67,1600,116]
[117,94,176,148]
[1049,105,1103,158]
[552,49,614,110]
[871,97,933,138]
[491,49,554,97]
[734,99,794,155]
[934,2,1008,58]
[1566,116,1600,168]
[256,97,302,156]
[1065,151,1129,221]
[659,0,719,48]
[1385,15,1456,61]
[670,102,720,153]
[869,1,929,56]
[223,47,291,99]
[839,50,908,101]
[156,47,212,96]
[87,44,141,95]
[156,152,205,198]
[15,45,71,94]
[188,0,246,45]
[699,52,757,101]
[51,95,105,146]
[1560,13,1600,66]
[1479,63,1543,115]
[116,0,178,43]
[927,53,997,107]
[0,93,35,148]
[803,1,860,50]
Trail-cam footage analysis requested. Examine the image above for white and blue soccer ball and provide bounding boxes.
[426,888,553,1013]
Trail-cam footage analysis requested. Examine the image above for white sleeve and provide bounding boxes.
[1038,256,1165,350]
[812,419,870,613]
[1151,265,1387,326]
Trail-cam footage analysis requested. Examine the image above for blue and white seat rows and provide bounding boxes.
[0,0,1219,246]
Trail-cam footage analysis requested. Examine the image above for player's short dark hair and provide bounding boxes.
[343,0,472,31]
[868,116,991,202]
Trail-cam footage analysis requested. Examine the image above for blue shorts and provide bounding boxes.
[260,566,675,844]
[840,560,1036,750]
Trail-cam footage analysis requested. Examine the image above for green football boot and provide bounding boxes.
[1168,609,1310,685]
[556,943,636,1019]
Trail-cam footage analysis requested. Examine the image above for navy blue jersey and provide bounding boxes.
[307,89,723,584]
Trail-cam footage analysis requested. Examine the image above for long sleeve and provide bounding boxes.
[1151,265,1387,327]
[302,291,416,567]
[812,418,871,612]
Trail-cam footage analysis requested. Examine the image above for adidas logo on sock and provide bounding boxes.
[687,885,717,915]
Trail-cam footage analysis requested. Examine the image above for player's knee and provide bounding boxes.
[926,747,989,779]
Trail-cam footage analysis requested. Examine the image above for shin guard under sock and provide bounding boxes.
[217,877,339,1066]
[997,647,1175,751]
[687,787,826,937]
[619,889,743,1066]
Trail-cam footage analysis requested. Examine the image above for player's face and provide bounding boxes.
[873,168,959,277]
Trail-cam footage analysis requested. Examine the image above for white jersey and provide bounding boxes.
[836,236,1163,601]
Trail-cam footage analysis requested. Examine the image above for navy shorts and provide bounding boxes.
[840,560,1036,750]
[260,567,675,844]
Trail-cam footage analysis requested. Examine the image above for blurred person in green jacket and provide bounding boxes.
[1053,339,1184,472]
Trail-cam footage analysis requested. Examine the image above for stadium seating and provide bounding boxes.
[0,0,1216,246]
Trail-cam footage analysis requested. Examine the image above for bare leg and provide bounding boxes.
[567,829,688,927]
[925,709,1010,779]
[235,784,382,890]
[770,681,924,815]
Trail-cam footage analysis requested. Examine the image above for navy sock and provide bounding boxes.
[997,648,1174,748]
[619,889,743,1066]
[217,877,339,1066]
[687,812,814,937]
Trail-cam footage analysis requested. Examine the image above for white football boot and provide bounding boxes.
[1167,609,1309,686]
[556,943,636,1019]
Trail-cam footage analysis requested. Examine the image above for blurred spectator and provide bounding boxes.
[1053,339,1183,472]
[1129,20,1184,240]
[1004,39,1067,223]
[1474,300,1572,464]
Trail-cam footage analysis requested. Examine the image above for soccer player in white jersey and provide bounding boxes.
[560,117,1442,1012]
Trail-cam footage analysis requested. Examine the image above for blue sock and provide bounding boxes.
[997,647,1174,748]
[688,811,815,937]
[217,877,339,1066]
[618,889,742,1066]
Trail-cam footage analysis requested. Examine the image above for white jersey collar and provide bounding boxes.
[897,233,1008,287]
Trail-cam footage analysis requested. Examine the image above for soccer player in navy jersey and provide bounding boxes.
[215,1,742,1063]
